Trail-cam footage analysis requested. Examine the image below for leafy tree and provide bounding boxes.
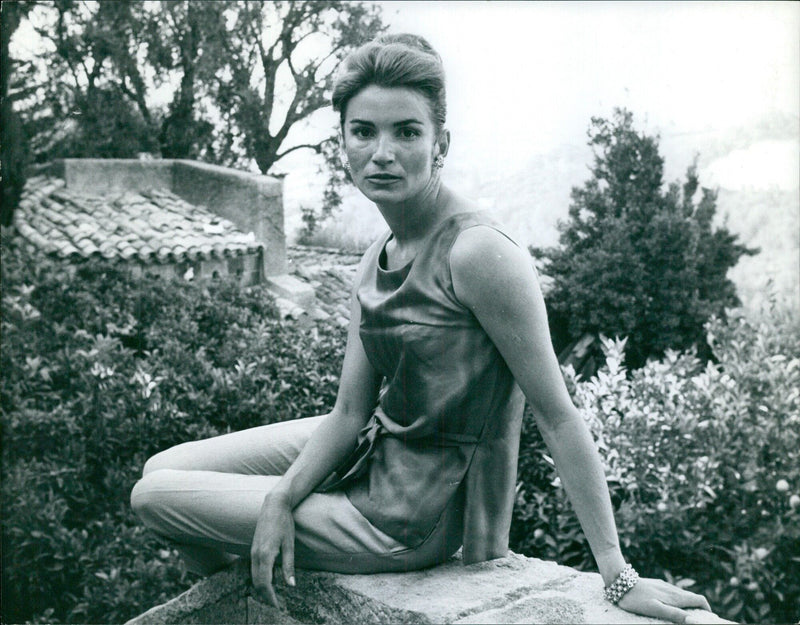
[533,108,757,369]
[1,0,36,226]
[14,1,383,205]
[210,1,384,173]
[147,1,226,159]
[20,1,167,162]
[9,0,386,231]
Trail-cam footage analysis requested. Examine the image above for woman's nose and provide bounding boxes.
[371,135,395,165]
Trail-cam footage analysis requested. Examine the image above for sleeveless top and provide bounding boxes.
[323,211,525,564]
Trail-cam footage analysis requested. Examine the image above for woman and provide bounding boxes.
[132,33,712,622]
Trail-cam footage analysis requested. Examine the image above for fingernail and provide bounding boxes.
[289,576,296,587]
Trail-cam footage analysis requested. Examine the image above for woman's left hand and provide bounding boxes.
[617,577,714,623]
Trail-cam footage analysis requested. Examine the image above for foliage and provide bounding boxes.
[9,1,384,224]
[210,1,384,173]
[1,236,347,624]
[532,108,757,369]
[17,1,161,162]
[512,303,800,623]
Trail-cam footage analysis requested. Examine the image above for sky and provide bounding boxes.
[12,1,798,196]
[11,0,798,302]
[376,1,799,176]
[277,0,798,208]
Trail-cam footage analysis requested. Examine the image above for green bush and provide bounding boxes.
[533,108,756,369]
[512,301,800,623]
[1,236,346,624]
[5,229,797,624]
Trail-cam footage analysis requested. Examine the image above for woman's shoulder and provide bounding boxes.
[359,229,393,263]
[450,220,524,265]
[442,189,516,243]
[448,217,536,308]
[448,211,521,257]
[459,212,512,233]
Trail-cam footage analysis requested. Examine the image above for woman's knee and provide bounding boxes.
[141,451,167,476]
[141,442,194,476]
[130,470,159,518]
[130,469,177,531]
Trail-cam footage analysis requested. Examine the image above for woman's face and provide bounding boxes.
[342,85,445,206]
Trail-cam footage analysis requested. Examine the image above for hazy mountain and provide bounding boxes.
[284,112,799,310]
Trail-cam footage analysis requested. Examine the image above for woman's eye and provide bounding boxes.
[399,128,420,139]
[352,127,374,139]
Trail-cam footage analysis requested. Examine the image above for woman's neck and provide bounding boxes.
[376,180,458,249]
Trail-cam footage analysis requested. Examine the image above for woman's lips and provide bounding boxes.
[365,174,402,184]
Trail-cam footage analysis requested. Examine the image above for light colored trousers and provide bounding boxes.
[131,416,463,575]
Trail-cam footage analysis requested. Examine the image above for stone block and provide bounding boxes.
[125,553,734,625]
[246,597,305,625]
[266,274,317,309]
[127,562,249,625]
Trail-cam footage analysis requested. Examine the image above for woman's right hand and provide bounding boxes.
[250,490,296,607]
[248,269,379,607]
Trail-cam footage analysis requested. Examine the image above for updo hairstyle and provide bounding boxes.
[332,33,447,134]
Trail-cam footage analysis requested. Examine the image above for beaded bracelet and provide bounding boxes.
[603,563,640,604]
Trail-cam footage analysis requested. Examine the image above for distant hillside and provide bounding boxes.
[715,187,799,310]
[283,112,799,310]
[454,143,591,249]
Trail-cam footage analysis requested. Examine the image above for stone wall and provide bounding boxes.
[58,158,174,195]
[131,253,264,288]
[171,160,286,276]
[126,553,730,625]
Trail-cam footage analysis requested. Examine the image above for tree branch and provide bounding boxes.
[275,140,330,160]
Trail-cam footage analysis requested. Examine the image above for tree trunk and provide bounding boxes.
[1,2,27,227]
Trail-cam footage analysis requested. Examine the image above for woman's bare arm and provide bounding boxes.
[269,283,381,507]
[251,262,381,606]
[450,226,710,623]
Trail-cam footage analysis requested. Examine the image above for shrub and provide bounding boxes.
[1,235,347,624]
[532,108,756,369]
[5,227,796,623]
[512,301,800,623]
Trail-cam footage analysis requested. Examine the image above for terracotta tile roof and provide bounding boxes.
[15,175,263,264]
[287,245,362,326]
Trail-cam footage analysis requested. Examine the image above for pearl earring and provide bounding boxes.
[434,155,445,169]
